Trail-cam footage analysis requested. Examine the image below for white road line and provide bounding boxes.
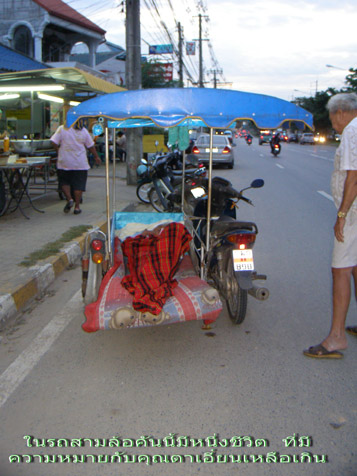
[310,153,334,162]
[276,163,284,169]
[317,190,334,202]
[0,290,81,409]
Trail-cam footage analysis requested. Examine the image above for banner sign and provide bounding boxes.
[149,44,173,54]
[186,42,196,56]
[149,63,174,82]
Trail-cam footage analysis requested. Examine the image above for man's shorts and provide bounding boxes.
[57,170,88,192]
[332,218,357,268]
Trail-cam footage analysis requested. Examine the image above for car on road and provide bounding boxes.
[216,129,234,144]
[188,133,234,169]
[259,130,273,145]
[287,132,298,143]
[314,134,326,144]
[300,133,315,145]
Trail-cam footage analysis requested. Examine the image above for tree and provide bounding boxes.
[345,68,357,91]
[291,66,357,133]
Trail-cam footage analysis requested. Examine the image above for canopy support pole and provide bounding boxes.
[181,150,186,210]
[112,128,116,215]
[105,126,112,265]
[203,127,213,279]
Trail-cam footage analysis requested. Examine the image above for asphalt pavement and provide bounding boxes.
[0,161,147,326]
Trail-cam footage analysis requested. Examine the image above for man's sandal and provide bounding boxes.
[303,344,343,359]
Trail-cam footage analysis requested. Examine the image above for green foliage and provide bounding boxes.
[292,67,357,133]
[345,68,357,91]
[20,225,91,267]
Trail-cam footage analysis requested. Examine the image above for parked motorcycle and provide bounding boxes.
[148,159,207,213]
[190,176,269,324]
[136,150,185,204]
[136,150,206,213]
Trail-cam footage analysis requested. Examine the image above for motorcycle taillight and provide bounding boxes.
[227,233,256,248]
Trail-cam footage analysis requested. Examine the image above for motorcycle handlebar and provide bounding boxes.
[206,179,253,205]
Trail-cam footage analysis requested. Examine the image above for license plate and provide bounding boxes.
[232,249,254,271]
[205,148,218,153]
[191,186,206,198]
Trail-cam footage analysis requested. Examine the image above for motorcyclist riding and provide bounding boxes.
[270,131,281,152]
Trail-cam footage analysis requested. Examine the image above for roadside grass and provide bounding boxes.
[19,225,91,267]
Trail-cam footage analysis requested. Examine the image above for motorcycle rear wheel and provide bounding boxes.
[149,187,172,213]
[136,182,152,203]
[226,254,248,324]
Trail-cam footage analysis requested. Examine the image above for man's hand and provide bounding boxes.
[334,217,346,242]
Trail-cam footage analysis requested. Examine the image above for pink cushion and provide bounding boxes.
[83,237,222,332]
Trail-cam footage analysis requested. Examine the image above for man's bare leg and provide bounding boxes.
[322,266,353,351]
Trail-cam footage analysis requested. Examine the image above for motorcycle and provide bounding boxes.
[136,150,206,212]
[270,142,281,156]
[245,135,253,145]
[136,151,178,203]
[190,176,269,324]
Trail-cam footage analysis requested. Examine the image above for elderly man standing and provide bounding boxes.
[304,93,357,358]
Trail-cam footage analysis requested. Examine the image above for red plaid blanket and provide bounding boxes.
[121,223,192,315]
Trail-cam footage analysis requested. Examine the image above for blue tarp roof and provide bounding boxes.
[66,87,313,130]
[0,44,49,72]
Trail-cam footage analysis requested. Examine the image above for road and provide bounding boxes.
[0,139,356,476]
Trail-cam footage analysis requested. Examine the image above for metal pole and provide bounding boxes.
[181,149,186,210]
[203,127,213,279]
[199,14,203,87]
[178,22,183,88]
[112,128,116,214]
[105,126,112,264]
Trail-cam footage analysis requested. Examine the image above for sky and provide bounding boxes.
[66,0,357,101]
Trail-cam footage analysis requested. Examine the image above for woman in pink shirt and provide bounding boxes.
[51,121,101,214]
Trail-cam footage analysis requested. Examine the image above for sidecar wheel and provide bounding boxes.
[226,254,247,324]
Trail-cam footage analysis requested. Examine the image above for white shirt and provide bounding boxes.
[331,116,357,225]
[51,125,94,171]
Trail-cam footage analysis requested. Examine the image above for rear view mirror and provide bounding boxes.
[251,179,264,188]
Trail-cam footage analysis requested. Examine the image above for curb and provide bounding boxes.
[0,219,107,326]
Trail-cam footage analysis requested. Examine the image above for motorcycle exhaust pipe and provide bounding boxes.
[248,285,269,301]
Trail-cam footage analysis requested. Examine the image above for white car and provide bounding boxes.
[300,133,315,145]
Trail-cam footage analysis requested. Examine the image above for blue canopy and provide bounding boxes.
[66,87,313,130]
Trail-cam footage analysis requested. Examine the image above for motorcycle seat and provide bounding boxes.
[211,218,258,235]
[170,168,198,176]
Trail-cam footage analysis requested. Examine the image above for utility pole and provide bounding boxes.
[125,0,142,185]
[193,14,209,88]
[178,22,183,88]
[207,68,222,88]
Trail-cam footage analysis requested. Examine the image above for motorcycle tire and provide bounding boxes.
[136,182,152,204]
[226,253,248,325]
[148,187,170,213]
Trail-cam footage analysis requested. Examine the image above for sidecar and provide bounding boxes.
[65,88,313,332]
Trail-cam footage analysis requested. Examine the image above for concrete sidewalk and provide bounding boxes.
[0,162,149,325]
